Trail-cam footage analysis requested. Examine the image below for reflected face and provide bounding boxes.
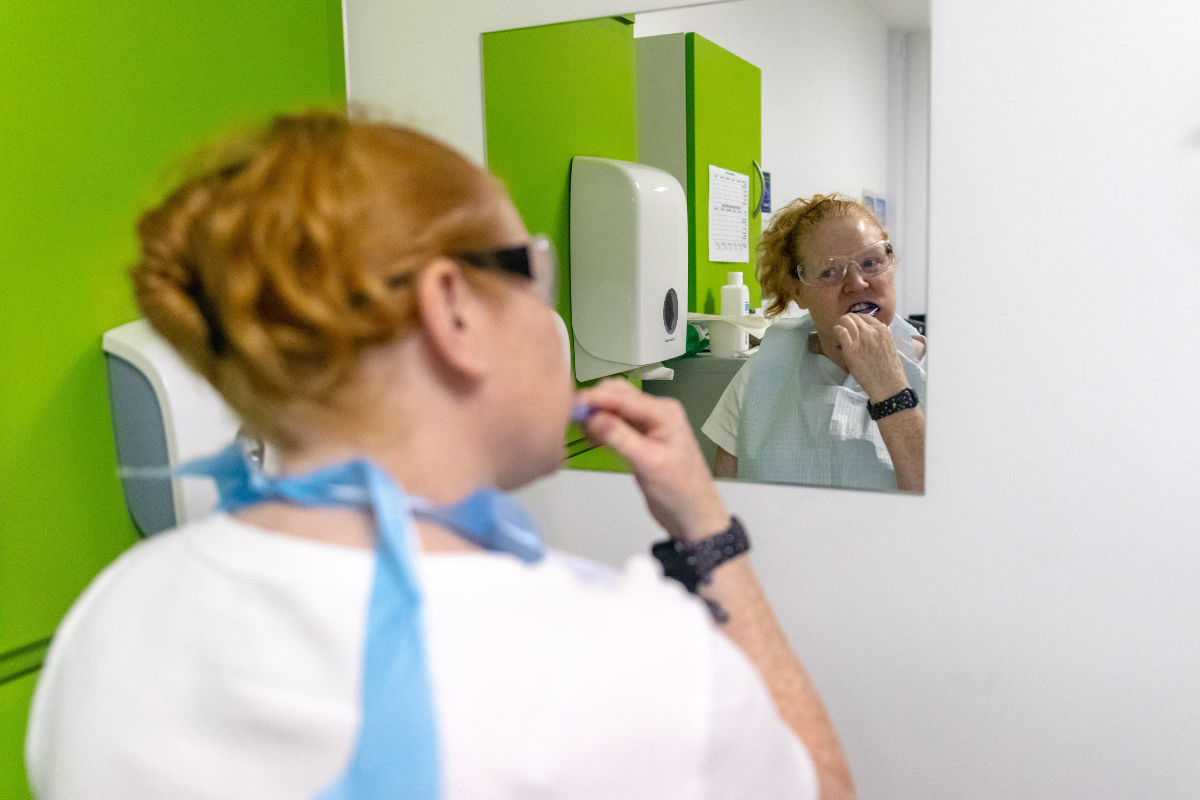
[794,216,896,341]
[483,202,574,489]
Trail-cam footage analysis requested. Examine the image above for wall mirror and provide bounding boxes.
[479,0,930,493]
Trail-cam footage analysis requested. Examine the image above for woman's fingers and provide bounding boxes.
[584,407,653,462]
[833,321,855,352]
[833,313,871,354]
[838,313,889,354]
[839,312,880,336]
[573,379,727,542]
[578,379,677,434]
[836,314,908,401]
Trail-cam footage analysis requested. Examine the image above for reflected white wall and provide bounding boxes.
[888,28,931,319]
[904,30,929,318]
[634,1,934,320]
[635,0,890,217]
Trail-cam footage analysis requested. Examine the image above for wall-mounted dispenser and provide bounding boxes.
[570,156,688,381]
[103,319,241,536]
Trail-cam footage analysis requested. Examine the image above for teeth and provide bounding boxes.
[849,302,878,314]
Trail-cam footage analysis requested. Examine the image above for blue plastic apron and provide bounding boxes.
[177,443,543,799]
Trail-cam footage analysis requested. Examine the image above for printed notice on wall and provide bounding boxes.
[708,165,749,263]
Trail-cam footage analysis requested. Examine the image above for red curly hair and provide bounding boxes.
[132,109,512,448]
[756,193,888,318]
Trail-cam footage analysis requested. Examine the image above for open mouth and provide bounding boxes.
[848,302,880,316]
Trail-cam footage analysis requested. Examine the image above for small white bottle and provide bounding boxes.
[721,272,750,316]
[711,272,750,356]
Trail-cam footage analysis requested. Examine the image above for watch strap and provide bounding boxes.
[651,516,750,595]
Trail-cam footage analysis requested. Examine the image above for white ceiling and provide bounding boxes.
[862,0,929,30]
[641,0,930,32]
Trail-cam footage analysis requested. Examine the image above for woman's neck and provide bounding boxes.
[234,502,482,554]
[236,402,497,553]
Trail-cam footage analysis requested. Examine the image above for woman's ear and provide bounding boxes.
[789,277,810,311]
[414,257,492,381]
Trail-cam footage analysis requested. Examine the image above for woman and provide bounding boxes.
[26,113,854,799]
[703,195,926,492]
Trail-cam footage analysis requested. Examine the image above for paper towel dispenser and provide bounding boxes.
[569,156,688,381]
[103,319,241,536]
[103,310,573,536]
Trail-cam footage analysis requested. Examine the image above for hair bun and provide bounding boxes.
[131,110,511,448]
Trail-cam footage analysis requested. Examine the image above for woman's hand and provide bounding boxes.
[834,313,925,493]
[833,313,910,402]
[575,379,728,542]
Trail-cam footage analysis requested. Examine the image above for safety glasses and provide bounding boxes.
[795,239,895,287]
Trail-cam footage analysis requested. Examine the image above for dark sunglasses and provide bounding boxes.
[387,234,558,306]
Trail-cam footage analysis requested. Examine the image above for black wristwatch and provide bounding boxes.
[867,386,919,420]
[652,517,750,622]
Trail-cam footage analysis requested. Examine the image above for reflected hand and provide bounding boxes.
[575,379,728,542]
[833,313,909,403]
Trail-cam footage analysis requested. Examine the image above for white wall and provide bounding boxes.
[634,0,890,216]
[347,0,1200,797]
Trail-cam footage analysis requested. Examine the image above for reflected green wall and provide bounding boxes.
[481,22,762,472]
[481,16,637,473]
[687,33,763,314]
[0,2,345,795]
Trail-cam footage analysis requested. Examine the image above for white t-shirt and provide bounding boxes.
[27,514,815,800]
[701,326,927,459]
[702,359,753,455]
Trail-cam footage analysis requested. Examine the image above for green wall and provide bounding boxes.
[481,16,638,474]
[0,2,345,795]
[0,675,38,799]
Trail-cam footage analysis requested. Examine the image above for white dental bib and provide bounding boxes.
[735,314,925,489]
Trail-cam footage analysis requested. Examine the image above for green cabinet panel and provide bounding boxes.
[636,33,763,314]
[688,34,763,314]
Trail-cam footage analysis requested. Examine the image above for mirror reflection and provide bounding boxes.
[702,197,926,492]
[480,0,930,493]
